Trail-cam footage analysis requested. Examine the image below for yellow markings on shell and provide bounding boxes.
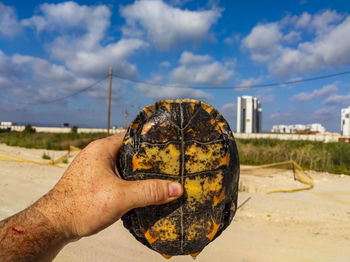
[219,153,230,166]
[185,143,226,173]
[145,218,179,245]
[144,230,158,244]
[141,121,155,135]
[132,155,152,171]
[133,144,180,175]
[186,219,203,241]
[215,121,227,133]
[158,100,171,111]
[209,118,216,125]
[201,102,214,114]
[161,254,173,259]
[124,138,132,145]
[190,102,196,112]
[184,172,223,210]
[130,122,139,131]
[206,217,219,241]
[231,202,236,212]
[213,187,225,207]
[190,252,201,259]
[164,103,171,111]
[143,104,156,117]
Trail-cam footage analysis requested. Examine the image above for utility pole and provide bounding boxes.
[124,110,128,129]
[107,67,112,136]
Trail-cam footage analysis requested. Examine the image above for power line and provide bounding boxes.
[0,75,109,105]
[112,69,350,90]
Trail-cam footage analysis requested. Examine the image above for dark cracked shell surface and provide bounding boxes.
[117,99,240,258]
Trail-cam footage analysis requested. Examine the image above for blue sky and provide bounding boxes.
[0,0,350,132]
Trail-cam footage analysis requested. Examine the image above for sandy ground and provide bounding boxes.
[0,144,350,262]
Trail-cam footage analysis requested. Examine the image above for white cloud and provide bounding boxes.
[241,23,282,62]
[170,51,234,86]
[22,2,110,36]
[134,75,212,100]
[236,77,262,90]
[65,38,147,78]
[295,12,311,28]
[0,2,147,107]
[160,61,171,67]
[323,93,350,105]
[221,103,236,122]
[313,106,338,121]
[0,50,108,104]
[271,16,350,76]
[179,51,212,64]
[21,2,148,79]
[292,83,338,102]
[242,10,350,77]
[269,113,280,120]
[282,31,301,43]
[0,2,22,37]
[120,0,221,50]
[224,34,240,45]
[309,10,343,35]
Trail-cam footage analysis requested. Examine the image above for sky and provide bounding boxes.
[0,0,350,132]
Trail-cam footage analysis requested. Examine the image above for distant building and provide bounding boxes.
[237,96,262,133]
[271,123,325,133]
[1,122,12,126]
[307,123,325,133]
[341,106,350,136]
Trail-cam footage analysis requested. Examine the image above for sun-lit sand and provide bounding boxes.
[0,144,350,262]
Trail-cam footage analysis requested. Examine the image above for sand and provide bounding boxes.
[0,144,349,262]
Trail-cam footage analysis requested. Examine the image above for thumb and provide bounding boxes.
[121,179,183,210]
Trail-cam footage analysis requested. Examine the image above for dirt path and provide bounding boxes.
[0,144,349,262]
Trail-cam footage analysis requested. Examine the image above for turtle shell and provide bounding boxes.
[117,99,240,258]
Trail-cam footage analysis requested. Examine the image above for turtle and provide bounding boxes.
[117,99,240,259]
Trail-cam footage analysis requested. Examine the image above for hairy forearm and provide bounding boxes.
[0,193,70,262]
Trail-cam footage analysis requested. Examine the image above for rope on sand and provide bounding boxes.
[0,146,81,168]
[240,160,314,194]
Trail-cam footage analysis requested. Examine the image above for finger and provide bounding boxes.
[86,131,126,158]
[102,131,127,157]
[120,179,183,210]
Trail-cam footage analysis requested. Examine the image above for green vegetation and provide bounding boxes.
[42,152,51,160]
[71,126,78,134]
[1,132,349,175]
[23,124,36,134]
[236,138,350,175]
[0,132,106,150]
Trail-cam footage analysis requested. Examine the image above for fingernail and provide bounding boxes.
[168,182,182,197]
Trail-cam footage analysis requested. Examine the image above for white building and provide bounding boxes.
[237,96,262,133]
[341,106,350,137]
[307,123,325,133]
[271,123,325,133]
[1,122,12,127]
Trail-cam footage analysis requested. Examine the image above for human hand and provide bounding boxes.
[36,132,184,241]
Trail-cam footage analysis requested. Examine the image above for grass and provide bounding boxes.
[42,152,51,160]
[1,131,349,175]
[236,138,350,175]
[0,131,106,150]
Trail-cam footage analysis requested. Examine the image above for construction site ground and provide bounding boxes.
[0,143,349,262]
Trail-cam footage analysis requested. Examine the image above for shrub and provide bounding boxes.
[42,152,51,160]
[71,126,78,134]
[23,124,36,134]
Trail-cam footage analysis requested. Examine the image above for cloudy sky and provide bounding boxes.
[0,0,349,131]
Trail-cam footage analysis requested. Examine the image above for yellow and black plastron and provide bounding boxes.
[117,99,240,258]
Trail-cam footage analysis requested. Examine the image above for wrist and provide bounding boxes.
[33,188,79,244]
